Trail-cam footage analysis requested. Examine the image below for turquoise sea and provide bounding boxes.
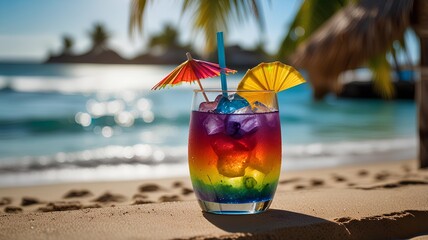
[0,63,417,186]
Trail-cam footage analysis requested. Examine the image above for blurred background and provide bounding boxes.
[0,0,420,186]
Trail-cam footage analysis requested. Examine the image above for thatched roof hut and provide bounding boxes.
[290,0,413,99]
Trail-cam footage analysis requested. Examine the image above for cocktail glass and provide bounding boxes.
[188,89,281,214]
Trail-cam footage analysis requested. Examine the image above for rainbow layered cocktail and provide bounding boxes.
[188,90,281,214]
[149,41,304,214]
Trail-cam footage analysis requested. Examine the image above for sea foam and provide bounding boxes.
[0,137,416,187]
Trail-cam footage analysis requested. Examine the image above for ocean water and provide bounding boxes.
[0,63,417,186]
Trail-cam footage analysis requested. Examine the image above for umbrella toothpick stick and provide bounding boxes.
[186,53,209,102]
[196,79,209,102]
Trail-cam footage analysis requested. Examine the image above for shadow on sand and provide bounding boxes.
[203,209,350,239]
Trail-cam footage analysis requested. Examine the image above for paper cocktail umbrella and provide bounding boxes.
[237,61,306,106]
[152,52,237,102]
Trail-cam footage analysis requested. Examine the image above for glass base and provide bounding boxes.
[197,199,272,215]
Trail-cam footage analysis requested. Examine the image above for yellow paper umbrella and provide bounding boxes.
[237,61,306,106]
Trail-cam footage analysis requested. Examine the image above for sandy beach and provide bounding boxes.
[1,0,426,239]
[1,159,427,239]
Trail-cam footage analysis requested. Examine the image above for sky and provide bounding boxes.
[0,0,303,62]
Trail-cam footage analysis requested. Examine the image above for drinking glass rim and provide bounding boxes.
[193,89,276,93]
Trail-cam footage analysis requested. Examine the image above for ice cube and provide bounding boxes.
[225,114,260,139]
[214,94,223,102]
[252,101,272,113]
[233,106,253,114]
[199,101,217,112]
[215,94,250,114]
[217,154,249,178]
[248,156,273,174]
[203,114,226,135]
[212,136,250,177]
[198,94,223,112]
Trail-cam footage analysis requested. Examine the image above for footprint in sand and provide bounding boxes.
[63,189,92,199]
[181,187,194,196]
[21,197,44,206]
[133,199,155,205]
[159,195,180,202]
[133,193,148,199]
[357,170,369,177]
[83,203,102,209]
[279,178,301,185]
[139,184,162,192]
[294,185,306,190]
[374,171,390,181]
[132,193,154,205]
[91,192,126,203]
[4,206,23,214]
[310,179,324,187]
[332,175,347,182]
[356,180,428,190]
[38,201,82,212]
[172,181,183,188]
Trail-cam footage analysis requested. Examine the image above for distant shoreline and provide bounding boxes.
[43,44,274,69]
[0,60,256,72]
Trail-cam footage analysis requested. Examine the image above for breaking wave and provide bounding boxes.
[0,137,416,186]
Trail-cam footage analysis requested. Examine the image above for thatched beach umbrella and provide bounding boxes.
[290,0,428,168]
[291,0,413,99]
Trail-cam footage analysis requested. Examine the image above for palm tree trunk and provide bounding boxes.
[412,0,428,168]
[418,37,428,168]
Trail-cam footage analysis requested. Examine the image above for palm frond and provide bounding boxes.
[237,0,268,36]
[130,0,265,55]
[368,54,395,99]
[277,0,350,60]
[182,0,265,54]
[129,0,149,37]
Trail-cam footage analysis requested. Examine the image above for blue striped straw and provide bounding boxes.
[216,32,228,97]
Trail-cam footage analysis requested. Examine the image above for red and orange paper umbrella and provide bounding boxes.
[152,52,237,102]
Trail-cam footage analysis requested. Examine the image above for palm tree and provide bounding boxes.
[148,24,180,50]
[129,0,264,54]
[411,0,428,168]
[88,23,110,51]
[62,35,74,55]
